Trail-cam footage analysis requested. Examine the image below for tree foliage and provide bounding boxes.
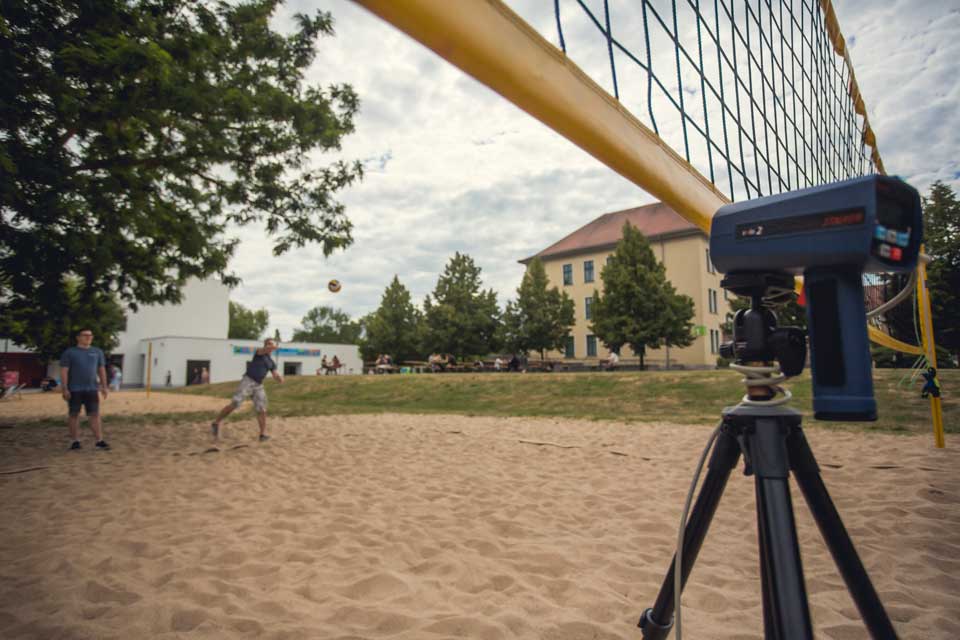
[228,301,270,340]
[590,223,695,368]
[501,258,574,359]
[422,253,500,359]
[0,278,126,360]
[360,276,422,362]
[292,305,362,344]
[498,301,525,355]
[922,181,960,356]
[0,0,362,354]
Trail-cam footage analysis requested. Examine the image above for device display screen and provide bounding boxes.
[876,199,907,229]
[735,209,864,239]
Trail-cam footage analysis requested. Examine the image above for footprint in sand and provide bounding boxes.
[423,615,507,640]
[540,620,622,640]
[170,608,209,632]
[83,580,141,606]
[338,572,411,601]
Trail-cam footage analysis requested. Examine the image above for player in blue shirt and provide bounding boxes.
[59,328,110,451]
[210,338,284,443]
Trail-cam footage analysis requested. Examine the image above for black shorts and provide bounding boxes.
[67,390,100,416]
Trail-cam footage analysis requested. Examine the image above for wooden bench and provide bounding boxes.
[525,360,559,372]
[553,359,589,372]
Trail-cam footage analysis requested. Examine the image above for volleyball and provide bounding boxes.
[328,279,342,293]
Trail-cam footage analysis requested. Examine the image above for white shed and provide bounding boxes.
[111,278,360,387]
[136,337,361,388]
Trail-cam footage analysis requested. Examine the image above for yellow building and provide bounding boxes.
[521,202,727,368]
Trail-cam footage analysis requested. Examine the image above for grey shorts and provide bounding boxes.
[231,376,268,412]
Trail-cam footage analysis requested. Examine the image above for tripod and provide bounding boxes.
[638,403,899,639]
[637,275,900,639]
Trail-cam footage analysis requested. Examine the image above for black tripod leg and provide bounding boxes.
[756,506,777,639]
[639,425,741,640]
[787,429,900,639]
[751,418,814,639]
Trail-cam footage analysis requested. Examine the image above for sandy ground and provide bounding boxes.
[0,405,958,639]
[0,390,228,421]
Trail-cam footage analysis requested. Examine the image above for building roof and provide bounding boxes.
[520,201,701,264]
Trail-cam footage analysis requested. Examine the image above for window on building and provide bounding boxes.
[586,334,597,357]
[585,296,593,320]
[723,289,730,301]
[708,289,718,314]
[584,260,594,283]
[563,263,573,285]
[706,248,716,274]
[606,255,614,266]
[564,336,575,358]
[710,329,719,354]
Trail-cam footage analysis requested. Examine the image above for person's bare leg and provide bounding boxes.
[214,403,235,424]
[68,415,80,441]
[211,403,236,440]
[88,414,103,441]
[257,410,267,438]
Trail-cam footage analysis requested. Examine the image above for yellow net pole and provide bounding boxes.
[916,252,945,447]
[351,0,728,233]
[868,325,923,356]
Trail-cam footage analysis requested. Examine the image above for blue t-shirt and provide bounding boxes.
[59,347,106,391]
[245,353,277,384]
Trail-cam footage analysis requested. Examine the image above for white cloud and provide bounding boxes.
[226,0,959,339]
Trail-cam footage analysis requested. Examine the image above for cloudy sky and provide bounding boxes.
[227,0,960,339]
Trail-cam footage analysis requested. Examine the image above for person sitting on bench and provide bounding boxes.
[601,350,620,371]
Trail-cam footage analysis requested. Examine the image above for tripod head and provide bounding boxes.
[719,272,807,380]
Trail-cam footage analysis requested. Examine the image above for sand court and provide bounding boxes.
[0,390,230,421]
[1,409,958,639]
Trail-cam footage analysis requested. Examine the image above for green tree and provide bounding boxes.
[0,0,362,355]
[590,223,695,368]
[228,301,270,340]
[361,276,423,362]
[0,278,126,360]
[923,181,960,359]
[422,253,500,359]
[292,306,362,344]
[498,300,525,355]
[506,258,575,359]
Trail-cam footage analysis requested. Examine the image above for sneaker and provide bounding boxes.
[69,441,81,451]
[95,440,111,450]
[211,422,220,440]
[258,434,270,443]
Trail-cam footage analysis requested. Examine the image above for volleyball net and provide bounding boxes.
[548,0,882,202]
[350,0,944,445]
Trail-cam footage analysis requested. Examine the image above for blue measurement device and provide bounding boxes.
[710,175,922,420]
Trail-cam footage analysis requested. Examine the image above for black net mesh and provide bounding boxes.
[549,0,880,202]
